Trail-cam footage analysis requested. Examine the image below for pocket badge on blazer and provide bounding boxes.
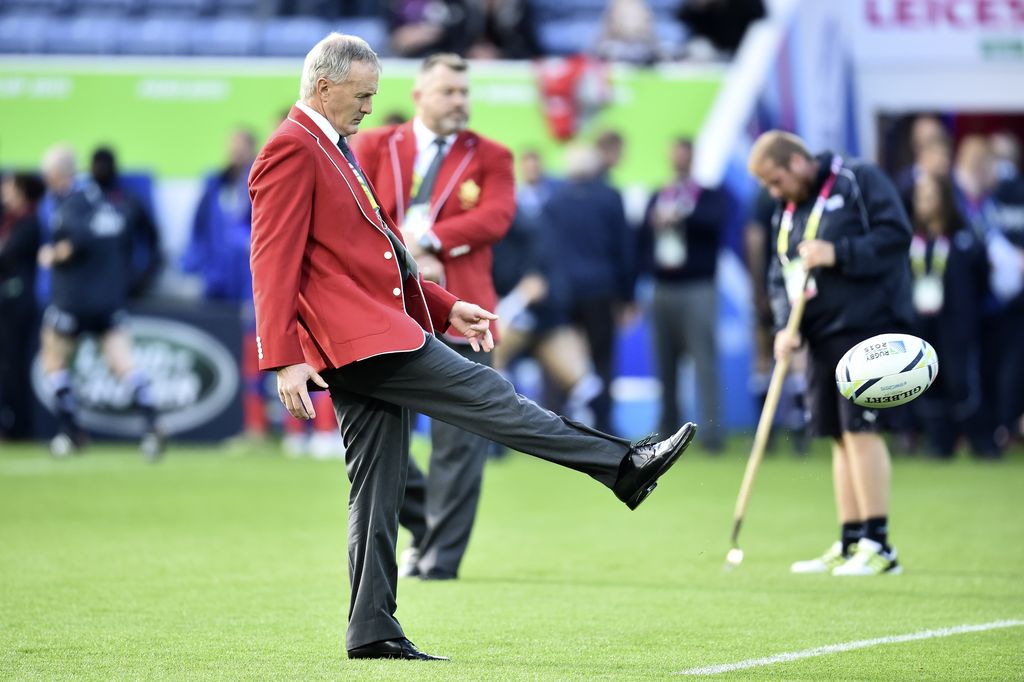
[458,179,481,209]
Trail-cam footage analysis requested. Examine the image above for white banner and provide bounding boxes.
[847,0,1024,64]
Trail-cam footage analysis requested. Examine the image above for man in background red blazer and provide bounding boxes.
[250,33,696,662]
[351,54,514,582]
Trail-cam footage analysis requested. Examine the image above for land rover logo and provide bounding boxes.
[32,316,239,436]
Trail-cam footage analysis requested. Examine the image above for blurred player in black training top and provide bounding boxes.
[38,144,163,460]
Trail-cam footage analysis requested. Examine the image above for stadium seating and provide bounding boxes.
[47,15,124,53]
[75,0,141,14]
[190,15,260,55]
[0,0,73,14]
[119,15,193,54]
[0,12,50,52]
[0,0,688,58]
[145,0,214,17]
[259,16,329,57]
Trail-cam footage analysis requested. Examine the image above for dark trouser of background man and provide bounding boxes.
[399,339,493,580]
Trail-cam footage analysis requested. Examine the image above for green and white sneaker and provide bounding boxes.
[832,538,902,576]
[790,541,848,574]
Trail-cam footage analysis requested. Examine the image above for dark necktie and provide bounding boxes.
[336,136,419,281]
[409,137,447,208]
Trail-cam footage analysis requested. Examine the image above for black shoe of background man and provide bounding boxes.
[347,638,449,660]
[419,568,456,581]
[613,422,697,510]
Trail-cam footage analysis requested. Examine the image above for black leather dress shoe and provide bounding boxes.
[347,638,449,660]
[613,422,697,510]
[419,568,456,581]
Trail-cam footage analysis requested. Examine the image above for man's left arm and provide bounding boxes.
[426,143,515,257]
[420,279,459,332]
[831,165,912,278]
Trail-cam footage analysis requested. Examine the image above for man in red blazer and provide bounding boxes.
[350,53,514,582]
[250,33,696,662]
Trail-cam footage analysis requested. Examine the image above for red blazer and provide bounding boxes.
[249,105,458,373]
[350,121,514,341]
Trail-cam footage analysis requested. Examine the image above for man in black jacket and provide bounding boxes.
[750,131,913,576]
[39,145,162,460]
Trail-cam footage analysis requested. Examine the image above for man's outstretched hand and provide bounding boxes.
[276,363,329,420]
[448,300,498,352]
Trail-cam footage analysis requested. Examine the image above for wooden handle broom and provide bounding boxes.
[724,273,811,570]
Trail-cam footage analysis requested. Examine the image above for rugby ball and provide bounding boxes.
[835,333,938,408]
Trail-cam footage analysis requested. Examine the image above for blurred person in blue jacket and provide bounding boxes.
[637,138,727,451]
[183,129,269,442]
[183,130,338,453]
[492,149,601,423]
[38,145,162,460]
[540,143,635,434]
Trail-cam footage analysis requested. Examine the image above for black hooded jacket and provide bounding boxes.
[767,152,914,342]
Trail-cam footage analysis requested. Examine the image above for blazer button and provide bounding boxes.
[392,287,401,296]
[384,251,393,260]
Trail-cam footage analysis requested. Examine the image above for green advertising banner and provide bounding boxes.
[0,58,722,187]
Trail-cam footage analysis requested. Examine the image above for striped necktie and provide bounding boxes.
[337,137,419,281]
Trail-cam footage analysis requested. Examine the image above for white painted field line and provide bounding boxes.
[675,619,1024,676]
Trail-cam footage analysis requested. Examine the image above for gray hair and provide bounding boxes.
[300,33,381,100]
[41,144,76,181]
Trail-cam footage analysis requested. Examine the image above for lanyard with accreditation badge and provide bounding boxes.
[777,154,843,304]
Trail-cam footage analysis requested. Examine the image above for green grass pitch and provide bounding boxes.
[2,438,1022,680]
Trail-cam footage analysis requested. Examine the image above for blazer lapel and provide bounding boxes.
[387,122,417,224]
[430,132,477,221]
[286,106,380,226]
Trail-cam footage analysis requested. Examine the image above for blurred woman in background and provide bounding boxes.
[908,172,994,457]
[0,172,45,440]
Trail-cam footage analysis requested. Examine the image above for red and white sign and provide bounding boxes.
[848,0,1024,63]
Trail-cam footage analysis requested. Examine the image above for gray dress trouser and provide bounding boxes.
[652,279,722,449]
[400,340,492,578]
[325,335,629,650]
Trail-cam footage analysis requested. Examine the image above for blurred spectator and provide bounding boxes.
[182,129,342,454]
[90,147,163,299]
[953,135,1019,454]
[677,0,766,58]
[466,0,539,60]
[989,132,1024,442]
[637,139,726,451]
[38,145,162,460]
[0,172,44,440]
[492,150,601,422]
[908,172,993,458]
[388,0,480,57]
[595,129,625,181]
[182,130,257,304]
[541,143,634,433]
[990,130,1022,183]
[953,135,998,220]
[595,0,659,65]
[899,137,952,214]
[182,130,269,441]
[515,148,560,218]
